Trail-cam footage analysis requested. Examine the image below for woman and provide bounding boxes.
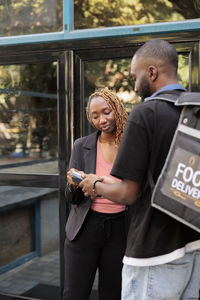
[63,88,128,300]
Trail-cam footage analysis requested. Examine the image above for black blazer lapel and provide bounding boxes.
[83,131,100,174]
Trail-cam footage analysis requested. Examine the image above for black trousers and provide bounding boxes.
[62,209,127,300]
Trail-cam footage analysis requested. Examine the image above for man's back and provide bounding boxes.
[112,95,200,263]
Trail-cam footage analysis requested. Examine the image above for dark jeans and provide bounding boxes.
[62,209,127,300]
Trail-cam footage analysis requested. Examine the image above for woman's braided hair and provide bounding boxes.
[86,88,128,145]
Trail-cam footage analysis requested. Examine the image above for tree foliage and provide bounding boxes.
[0,63,57,157]
[74,0,200,29]
[74,0,197,99]
[0,0,62,36]
[0,0,199,35]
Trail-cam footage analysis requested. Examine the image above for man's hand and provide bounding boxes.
[100,175,117,184]
[80,174,141,206]
[80,173,101,198]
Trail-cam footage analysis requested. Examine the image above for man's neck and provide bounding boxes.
[145,83,186,101]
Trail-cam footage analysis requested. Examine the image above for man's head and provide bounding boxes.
[130,39,178,100]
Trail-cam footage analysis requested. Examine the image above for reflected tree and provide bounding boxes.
[74,0,200,29]
[171,0,200,19]
[0,63,57,158]
[1,0,198,35]
[84,54,189,108]
[75,0,196,101]
[0,0,62,36]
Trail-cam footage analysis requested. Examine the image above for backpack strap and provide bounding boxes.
[148,91,181,103]
[150,91,200,128]
[148,91,200,106]
[177,94,200,130]
[148,91,200,192]
[147,91,181,192]
[147,91,183,192]
[175,92,200,106]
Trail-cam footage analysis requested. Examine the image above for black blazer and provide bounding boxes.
[65,131,100,241]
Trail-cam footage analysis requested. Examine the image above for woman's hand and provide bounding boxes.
[67,168,85,190]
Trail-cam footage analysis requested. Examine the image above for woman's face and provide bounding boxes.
[89,96,116,134]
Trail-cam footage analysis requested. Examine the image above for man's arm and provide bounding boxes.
[79,174,140,205]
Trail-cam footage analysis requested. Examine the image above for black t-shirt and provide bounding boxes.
[111,97,200,259]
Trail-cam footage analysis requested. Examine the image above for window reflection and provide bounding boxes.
[74,0,200,29]
[178,53,189,90]
[84,58,141,111]
[0,0,62,37]
[0,63,58,173]
[83,53,189,135]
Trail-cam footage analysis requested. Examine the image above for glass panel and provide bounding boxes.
[0,0,62,37]
[0,62,58,174]
[74,0,200,29]
[83,52,189,135]
[0,205,34,266]
[178,53,189,91]
[0,187,60,300]
[84,57,141,108]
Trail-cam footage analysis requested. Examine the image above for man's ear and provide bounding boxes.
[148,65,158,82]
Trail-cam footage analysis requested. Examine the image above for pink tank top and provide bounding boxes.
[91,138,126,213]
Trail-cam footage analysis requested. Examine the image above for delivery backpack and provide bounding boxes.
[151,91,200,233]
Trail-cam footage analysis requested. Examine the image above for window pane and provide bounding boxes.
[74,0,200,29]
[0,0,62,37]
[83,52,189,135]
[0,63,58,174]
[178,53,189,91]
[0,204,34,266]
[0,187,60,300]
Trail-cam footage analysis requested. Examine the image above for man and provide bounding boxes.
[80,39,200,299]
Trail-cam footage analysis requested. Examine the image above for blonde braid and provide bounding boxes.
[86,88,128,145]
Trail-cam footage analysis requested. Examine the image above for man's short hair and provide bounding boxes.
[135,39,178,70]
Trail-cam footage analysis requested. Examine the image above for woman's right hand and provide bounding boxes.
[67,168,85,190]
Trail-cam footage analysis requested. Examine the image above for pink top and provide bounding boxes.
[91,138,126,213]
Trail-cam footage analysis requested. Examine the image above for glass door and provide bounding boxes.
[0,51,68,300]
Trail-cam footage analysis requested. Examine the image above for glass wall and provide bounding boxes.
[0,62,58,174]
[74,0,200,29]
[0,53,62,299]
[0,0,63,37]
